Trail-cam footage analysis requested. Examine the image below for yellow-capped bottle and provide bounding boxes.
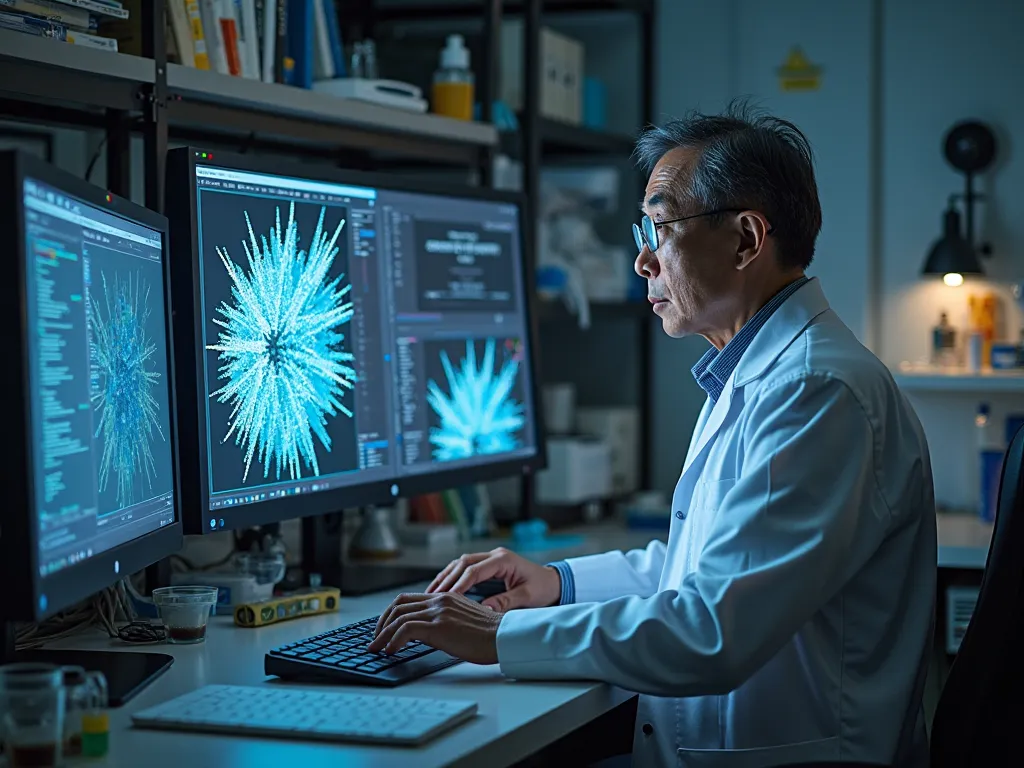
[432,34,474,121]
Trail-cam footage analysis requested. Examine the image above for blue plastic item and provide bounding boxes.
[583,77,607,130]
[980,449,1004,523]
[506,519,585,552]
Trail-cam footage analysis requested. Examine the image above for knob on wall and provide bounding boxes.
[944,120,996,173]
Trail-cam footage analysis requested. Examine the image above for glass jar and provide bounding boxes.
[59,666,106,758]
[0,663,65,768]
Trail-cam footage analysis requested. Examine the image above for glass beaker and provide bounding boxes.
[0,662,65,768]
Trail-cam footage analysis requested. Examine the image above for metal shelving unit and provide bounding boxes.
[0,0,655,520]
[380,0,656,516]
[893,369,1024,394]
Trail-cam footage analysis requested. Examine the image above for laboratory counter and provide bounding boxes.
[40,512,989,767]
[354,512,992,572]
[46,585,633,768]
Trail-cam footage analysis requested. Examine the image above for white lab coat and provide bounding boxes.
[497,279,937,768]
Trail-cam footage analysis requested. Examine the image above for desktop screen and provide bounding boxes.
[192,162,538,515]
[22,177,176,583]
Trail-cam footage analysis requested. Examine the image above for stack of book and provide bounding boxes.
[0,0,127,52]
[104,0,347,89]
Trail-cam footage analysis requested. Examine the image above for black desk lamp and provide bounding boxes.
[923,120,996,286]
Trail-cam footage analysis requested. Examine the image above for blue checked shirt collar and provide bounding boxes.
[691,277,809,403]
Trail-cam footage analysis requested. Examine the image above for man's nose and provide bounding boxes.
[635,245,657,278]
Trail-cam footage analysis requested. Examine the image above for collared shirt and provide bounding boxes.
[548,276,809,606]
[690,276,809,402]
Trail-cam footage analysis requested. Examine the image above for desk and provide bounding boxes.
[49,584,632,768]
[45,515,986,766]
[375,514,991,571]
[936,513,993,570]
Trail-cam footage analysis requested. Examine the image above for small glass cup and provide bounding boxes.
[0,663,65,768]
[234,552,286,585]
[152,586,219,644]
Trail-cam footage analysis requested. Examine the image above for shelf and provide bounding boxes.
[535,299,651,322]
[500,119,637,158]
[892,368,1024,393]
[541,118,636,156]
[0,30,152,114]
[166,65,497,164]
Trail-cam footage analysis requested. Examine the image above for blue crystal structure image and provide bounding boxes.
[90,271,165,508]
[426,338,525,461]
[208,202,355,482]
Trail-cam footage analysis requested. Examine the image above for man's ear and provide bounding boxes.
[735,211,771,270]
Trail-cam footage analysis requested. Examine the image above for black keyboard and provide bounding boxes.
[265,616,462,686]
[264,580,507,687]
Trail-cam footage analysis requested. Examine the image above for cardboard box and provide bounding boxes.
[536,437,612,505]
[576,407,640,495]
[500,20,584,125]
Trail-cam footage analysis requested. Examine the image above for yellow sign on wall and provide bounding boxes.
[777,47,822,92]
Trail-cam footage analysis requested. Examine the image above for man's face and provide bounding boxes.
[635,148,738,339]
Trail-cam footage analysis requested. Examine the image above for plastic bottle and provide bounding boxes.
[931,311,957,369]
[976,403,1004,523]
[432,34,474,121]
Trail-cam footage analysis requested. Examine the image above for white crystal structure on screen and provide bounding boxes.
[90,271,165,508]
[427,338,524,461]
[207,202,355,482]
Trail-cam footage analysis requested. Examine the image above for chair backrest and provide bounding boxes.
[930,424,1024,767]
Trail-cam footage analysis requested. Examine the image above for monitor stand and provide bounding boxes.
[301,514,440,597]
[1,620,173,708]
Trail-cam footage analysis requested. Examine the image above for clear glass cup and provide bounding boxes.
[152,586,219,644]
[234,552,286,585]
[0,663,65,768]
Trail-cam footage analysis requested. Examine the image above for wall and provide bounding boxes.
[653,0,1024,510]
[651,0,877,495]
[881,0,1024,509]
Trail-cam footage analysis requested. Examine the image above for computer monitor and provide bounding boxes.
[0,151,182,703]
[165,147,544,537]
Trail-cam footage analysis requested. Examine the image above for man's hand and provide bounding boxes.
[369,592,503,664]
[425,547,562,612]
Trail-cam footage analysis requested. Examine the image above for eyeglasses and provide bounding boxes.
[632,208,772,253]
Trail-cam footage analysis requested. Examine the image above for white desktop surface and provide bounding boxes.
[380,514,991,572]
[47,584,632,768]
[936,513,993,569]
[40,514,988,766]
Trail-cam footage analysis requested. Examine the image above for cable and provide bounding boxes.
[14,578,156,651]
[84,135,107,183]
[117,622,166,644]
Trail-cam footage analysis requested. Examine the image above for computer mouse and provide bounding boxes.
[464,578,507,602]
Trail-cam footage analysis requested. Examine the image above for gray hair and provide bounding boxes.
[634,99,822,270]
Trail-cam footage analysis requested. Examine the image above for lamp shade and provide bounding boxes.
[922,208,984,276]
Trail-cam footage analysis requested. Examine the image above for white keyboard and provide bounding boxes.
[132,684,478,746]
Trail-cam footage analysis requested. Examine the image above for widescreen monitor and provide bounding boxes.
[166,148,544,535]
[0,151,181,700]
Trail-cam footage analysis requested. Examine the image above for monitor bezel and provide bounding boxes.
[0,150,183,622]
[166,146,546,536]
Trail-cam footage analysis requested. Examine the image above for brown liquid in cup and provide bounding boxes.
[167,625,207,641]
[9,742,59,768]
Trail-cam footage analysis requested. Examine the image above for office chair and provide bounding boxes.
[929,422,1024,767]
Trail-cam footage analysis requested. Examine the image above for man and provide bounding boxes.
[370,103,937,767]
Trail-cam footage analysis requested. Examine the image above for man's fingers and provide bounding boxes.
[384,621,432,655]
[450,559,501,595]
[482,584,527,612]
[425,560,457,593]
[435,553,490,594]
[374,592,424,637]
[369,605,431,652]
